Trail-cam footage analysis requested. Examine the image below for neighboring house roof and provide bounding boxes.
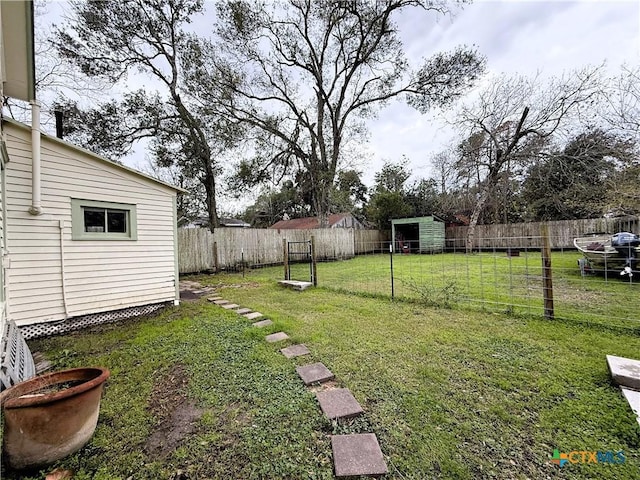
[220,217,250,228]
[3,118,187,193]
[270,213,358,229]
[179,216,250,228]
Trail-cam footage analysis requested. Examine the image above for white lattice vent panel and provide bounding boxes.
[19,303,169,340]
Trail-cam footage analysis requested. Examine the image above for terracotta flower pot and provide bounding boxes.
[0,367,110,470]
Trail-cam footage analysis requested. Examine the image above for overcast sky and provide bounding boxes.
[364,0,640,183]
[41,0,639,211]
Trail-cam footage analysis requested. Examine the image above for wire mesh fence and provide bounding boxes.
[217,233,639,333]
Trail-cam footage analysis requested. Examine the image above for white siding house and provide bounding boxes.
[3,119,182,330]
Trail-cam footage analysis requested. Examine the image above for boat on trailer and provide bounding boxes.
[574,232,640,277]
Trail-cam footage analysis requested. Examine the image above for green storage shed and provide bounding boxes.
[391,216,445,254]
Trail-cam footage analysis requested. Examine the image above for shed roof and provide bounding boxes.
[3,118,187,193]
[270,213,354,229]
[391,215,444,225]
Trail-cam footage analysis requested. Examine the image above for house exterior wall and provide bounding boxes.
[0,144,7,333]
[4,122,178,327]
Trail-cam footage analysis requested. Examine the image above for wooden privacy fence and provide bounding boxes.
[179,227,389,274]
[446,216,640,250]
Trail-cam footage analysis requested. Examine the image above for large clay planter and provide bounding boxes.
[0,367,110,469]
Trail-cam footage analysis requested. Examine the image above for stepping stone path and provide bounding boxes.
[208,293,387,476]
[331,433,388,477]
[296,363,334,385]
[253,319,273,328]
[265,332,289,343]
[280,344,311,359]
[221,303,240,309]
[316,388,364,420]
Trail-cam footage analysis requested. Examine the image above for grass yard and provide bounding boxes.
[4,274,639,479]
[265,251,640,331]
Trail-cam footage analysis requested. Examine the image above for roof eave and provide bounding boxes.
[3,118,188,193]
[1,0,36,102]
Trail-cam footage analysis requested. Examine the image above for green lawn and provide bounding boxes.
[6,274,639,479]
[261,252,640,332]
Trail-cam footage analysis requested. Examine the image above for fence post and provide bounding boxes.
[311,236,318,286]
[541,224,554,319]
[283,239,289,280]
[389,243,394,299]
[213,241,218,272]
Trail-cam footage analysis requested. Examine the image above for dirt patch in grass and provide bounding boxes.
[308,379,340,393]
[222,282,261,289]
[145,365,204,459]
[179,290,203,302]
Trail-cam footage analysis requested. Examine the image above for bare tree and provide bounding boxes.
[602,65,640,138]
[2,0,107,127]
[452,68,602,251]
[211,0,485,227]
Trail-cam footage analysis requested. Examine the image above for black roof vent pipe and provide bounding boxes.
[54,109,63,139]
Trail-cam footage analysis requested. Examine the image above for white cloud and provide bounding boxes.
[365,0,640,184]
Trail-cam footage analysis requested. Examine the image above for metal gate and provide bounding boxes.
[287,240,313,282]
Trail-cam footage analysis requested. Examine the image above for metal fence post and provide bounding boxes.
[311,236,317,286]
[283,239,289,280]
[389,243,394,299]
[213,241,218,272]
[541,224,554,319]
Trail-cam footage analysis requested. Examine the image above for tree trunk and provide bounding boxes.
[465,187,490,253]
[202,168,219,232]
[313,176,331,228]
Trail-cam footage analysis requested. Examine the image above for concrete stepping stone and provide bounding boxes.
[221,303,240,309]
[213,299,229,305]
[207,296,223,302]
[316,388,363,419]
[621,387,640,426]
[331,433,388,477]
[234,308,252,315]
[278,280,313,291]
[296,363,334,385]
[280,344,311,359]
[244,312,263,320]
[253,319,273,328]
[265,332,289,343]
[607,355,640,390]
